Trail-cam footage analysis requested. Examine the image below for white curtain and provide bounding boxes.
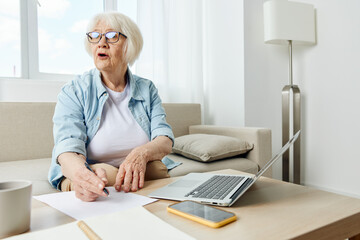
[136,0,205,104]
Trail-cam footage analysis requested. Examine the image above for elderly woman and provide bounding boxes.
[48,12,174,202]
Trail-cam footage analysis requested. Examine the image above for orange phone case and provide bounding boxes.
[167,201,237,228]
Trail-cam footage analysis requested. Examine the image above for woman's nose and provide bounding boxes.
[97,36,108,48]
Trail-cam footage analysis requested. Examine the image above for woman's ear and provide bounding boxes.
[123,41,129,64]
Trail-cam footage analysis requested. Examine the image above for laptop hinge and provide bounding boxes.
[230,178,253,200]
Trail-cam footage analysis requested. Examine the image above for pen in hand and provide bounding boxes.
[84,162,109,196]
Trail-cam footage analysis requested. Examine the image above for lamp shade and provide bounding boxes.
[264,0,315,45]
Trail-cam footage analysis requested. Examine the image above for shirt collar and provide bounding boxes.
[94,68,107,99]
[127,68,144,101]
[94,67,143,101]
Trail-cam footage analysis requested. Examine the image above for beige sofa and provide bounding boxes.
[0,102,272,196]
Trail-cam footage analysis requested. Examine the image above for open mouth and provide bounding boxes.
[98,53,108,57]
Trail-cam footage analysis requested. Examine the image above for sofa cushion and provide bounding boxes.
[0,158,58,196]
[166,153,259,177]
[172,134,253,162]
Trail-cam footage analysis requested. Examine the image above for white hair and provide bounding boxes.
[84,12,143,66]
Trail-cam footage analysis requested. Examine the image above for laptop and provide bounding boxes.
[149,131,300,207]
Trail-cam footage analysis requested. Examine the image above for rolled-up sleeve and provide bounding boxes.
[53,84,87,159]
[48,83,88,189]
[148,82,174,146]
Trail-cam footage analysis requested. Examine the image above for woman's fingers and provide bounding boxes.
[139,171,145,189]
[115,167,125,192]
[94,168,108,185]
[74,184,98,202]
[114,162,146,192]
[123,169,133,192]
[81,169,107,195]
[131,170,139,192]
[73,167,108,199]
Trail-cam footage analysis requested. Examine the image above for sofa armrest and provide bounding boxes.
[189,125,272,177]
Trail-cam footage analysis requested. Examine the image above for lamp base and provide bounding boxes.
[282,85,301,184]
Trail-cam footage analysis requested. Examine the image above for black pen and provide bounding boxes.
[84,161,109,196]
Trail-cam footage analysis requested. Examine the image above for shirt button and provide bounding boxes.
[96,116,100,121]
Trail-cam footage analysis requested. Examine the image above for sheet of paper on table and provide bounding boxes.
[33,187,157,220]
[5,206,196,240]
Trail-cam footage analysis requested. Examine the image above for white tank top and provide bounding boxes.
[87,83,149,167]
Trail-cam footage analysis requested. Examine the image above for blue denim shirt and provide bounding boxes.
[48,68,174,189]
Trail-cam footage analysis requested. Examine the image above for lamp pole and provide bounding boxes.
[282,40,301,184]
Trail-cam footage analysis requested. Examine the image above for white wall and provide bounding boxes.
[245,0,360,198]
[203,0,245,127]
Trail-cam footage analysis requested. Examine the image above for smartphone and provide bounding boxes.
[167,201,237,228]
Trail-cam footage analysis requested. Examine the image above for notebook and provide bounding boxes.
[5,207,195,240]
[149,131,300,207]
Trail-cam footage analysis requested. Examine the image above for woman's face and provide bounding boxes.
[90,21,127,74]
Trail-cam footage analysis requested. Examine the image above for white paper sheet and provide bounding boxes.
[33,187,157,220]
[6,207,196,240]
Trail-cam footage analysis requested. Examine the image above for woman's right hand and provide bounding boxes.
[58,152,108,201]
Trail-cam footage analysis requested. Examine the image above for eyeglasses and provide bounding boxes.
[86,31,127,43]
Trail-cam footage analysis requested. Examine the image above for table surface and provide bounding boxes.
[29,169,360,240]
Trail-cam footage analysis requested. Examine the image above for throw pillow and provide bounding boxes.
[172,134,253,162]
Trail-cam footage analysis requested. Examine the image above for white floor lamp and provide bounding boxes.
[263,0,316,184]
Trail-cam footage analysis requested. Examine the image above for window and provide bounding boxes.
[37,0,102,75]
[0,0,21,77]
[0,0,137,80]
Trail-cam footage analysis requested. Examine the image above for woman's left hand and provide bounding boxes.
[114,147,149,192]
[114,136,172,192]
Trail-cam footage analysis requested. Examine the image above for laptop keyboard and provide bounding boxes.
[185,175,245,200]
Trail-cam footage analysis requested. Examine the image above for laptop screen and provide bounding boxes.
[254,131,300,181]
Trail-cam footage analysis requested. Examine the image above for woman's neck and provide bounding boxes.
[101,67,128,92]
